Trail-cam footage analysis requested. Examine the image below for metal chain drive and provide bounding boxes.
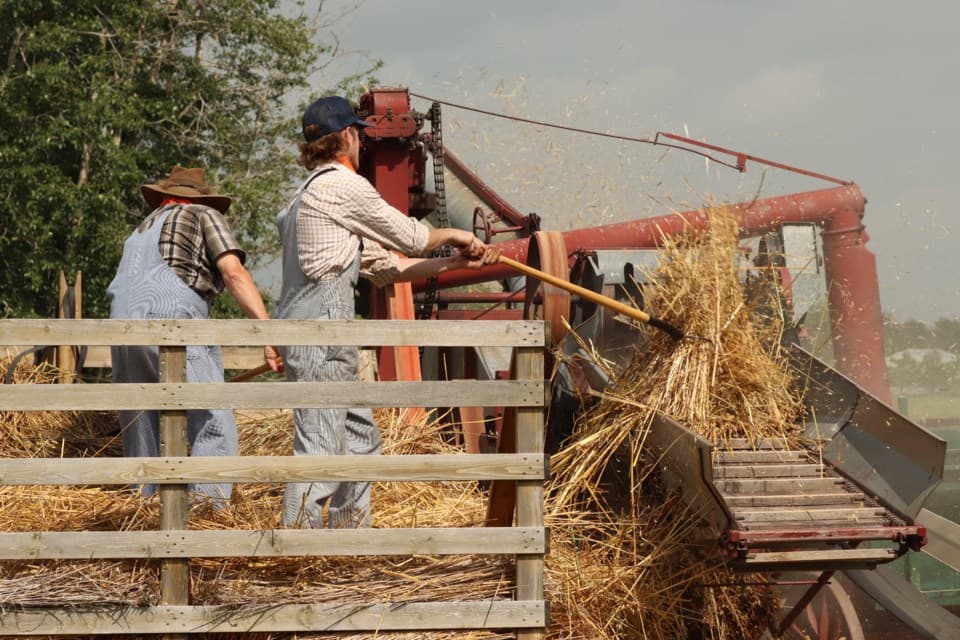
[429,101,452,257]
[418,102,450,319]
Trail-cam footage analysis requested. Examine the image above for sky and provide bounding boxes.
[297,0,959,322]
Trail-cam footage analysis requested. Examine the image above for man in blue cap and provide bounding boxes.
[274,96,499,528]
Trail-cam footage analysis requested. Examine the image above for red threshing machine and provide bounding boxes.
[353,86,956,638]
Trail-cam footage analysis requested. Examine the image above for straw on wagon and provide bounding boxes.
[0,204,802,639]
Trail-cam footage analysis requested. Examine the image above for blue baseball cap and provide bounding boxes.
[302,96,371,141]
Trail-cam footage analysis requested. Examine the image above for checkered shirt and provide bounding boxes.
[137,203,245,300]
[294,163,429,287]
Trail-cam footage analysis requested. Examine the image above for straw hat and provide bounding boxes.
[140,165,231,213]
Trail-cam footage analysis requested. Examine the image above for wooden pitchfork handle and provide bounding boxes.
[229,362,272,383]
[498,255,686,340]
[230,255,684,383]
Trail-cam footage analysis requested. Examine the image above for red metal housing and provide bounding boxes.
[356,87,891,404]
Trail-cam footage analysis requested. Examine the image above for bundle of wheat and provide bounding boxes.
[545,205,803,639]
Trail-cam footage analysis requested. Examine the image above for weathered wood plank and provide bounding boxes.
[721,438,796,450]
[734,507,886,523]
[714,450,807,464]
[717,477,845,494]
[740,518,889,530]
[713,464,825,479]
[0,319,545,347]
[0,380,543,410]
[740,548,896,570]
[723,493,861,508]
[158,346,189,608]
[0,527,547,560]
[0,454,547,485]
[0,601,548,634]
[514,345,546,640]
[56,345,266,370]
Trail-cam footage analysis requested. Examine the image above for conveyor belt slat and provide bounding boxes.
[735,507,886,523]
[715,463,824,478]
[741,548,896,571]
[717,477,844,494]
[722,493,862,508]
[740,518,890,530]
[715,450,807,463]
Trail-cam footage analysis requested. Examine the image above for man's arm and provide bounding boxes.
[216,252,283,372]
[334,175,483,259]
[392,245,502,282]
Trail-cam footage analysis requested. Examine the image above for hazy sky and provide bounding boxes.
[304,0,958,322]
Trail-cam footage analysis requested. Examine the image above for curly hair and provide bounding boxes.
[298,129,348,170]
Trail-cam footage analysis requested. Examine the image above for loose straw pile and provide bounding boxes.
[546,204,804,638]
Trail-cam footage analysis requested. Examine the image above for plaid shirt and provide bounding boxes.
[137,203,245,301]
[295,162,429,287]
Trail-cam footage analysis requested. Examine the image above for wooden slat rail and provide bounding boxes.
[3,345,265,370]
[0,602,548,635]
[0,527,547,559]
[0,319,544,347]
[0,318,548,638]
[0,380,541,410]
[0,453,547,485]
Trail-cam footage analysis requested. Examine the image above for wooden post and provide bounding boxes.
[55,271,81,383]
[73,271,82,320]
[514,343,546,639]
[158,345,190,636]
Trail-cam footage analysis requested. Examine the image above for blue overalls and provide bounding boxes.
[275,172,382,528]
[107,205,238,504]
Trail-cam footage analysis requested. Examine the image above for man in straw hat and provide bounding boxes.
[275,95,500,528]
[108,165,282,505]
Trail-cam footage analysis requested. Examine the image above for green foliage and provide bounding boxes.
[883,315,960,394]
[932,317,960,353]
[885,316,935,353]
[0,0,379,318]
[884,316,960,355]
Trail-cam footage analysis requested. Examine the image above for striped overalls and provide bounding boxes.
[107,206,238,504]
[275,175,382,528]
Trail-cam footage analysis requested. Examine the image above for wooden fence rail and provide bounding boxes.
[0,319,548,638]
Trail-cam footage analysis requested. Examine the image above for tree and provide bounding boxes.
[0,0,380,318]
[932,317,960,354]
[883,315,935,354]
